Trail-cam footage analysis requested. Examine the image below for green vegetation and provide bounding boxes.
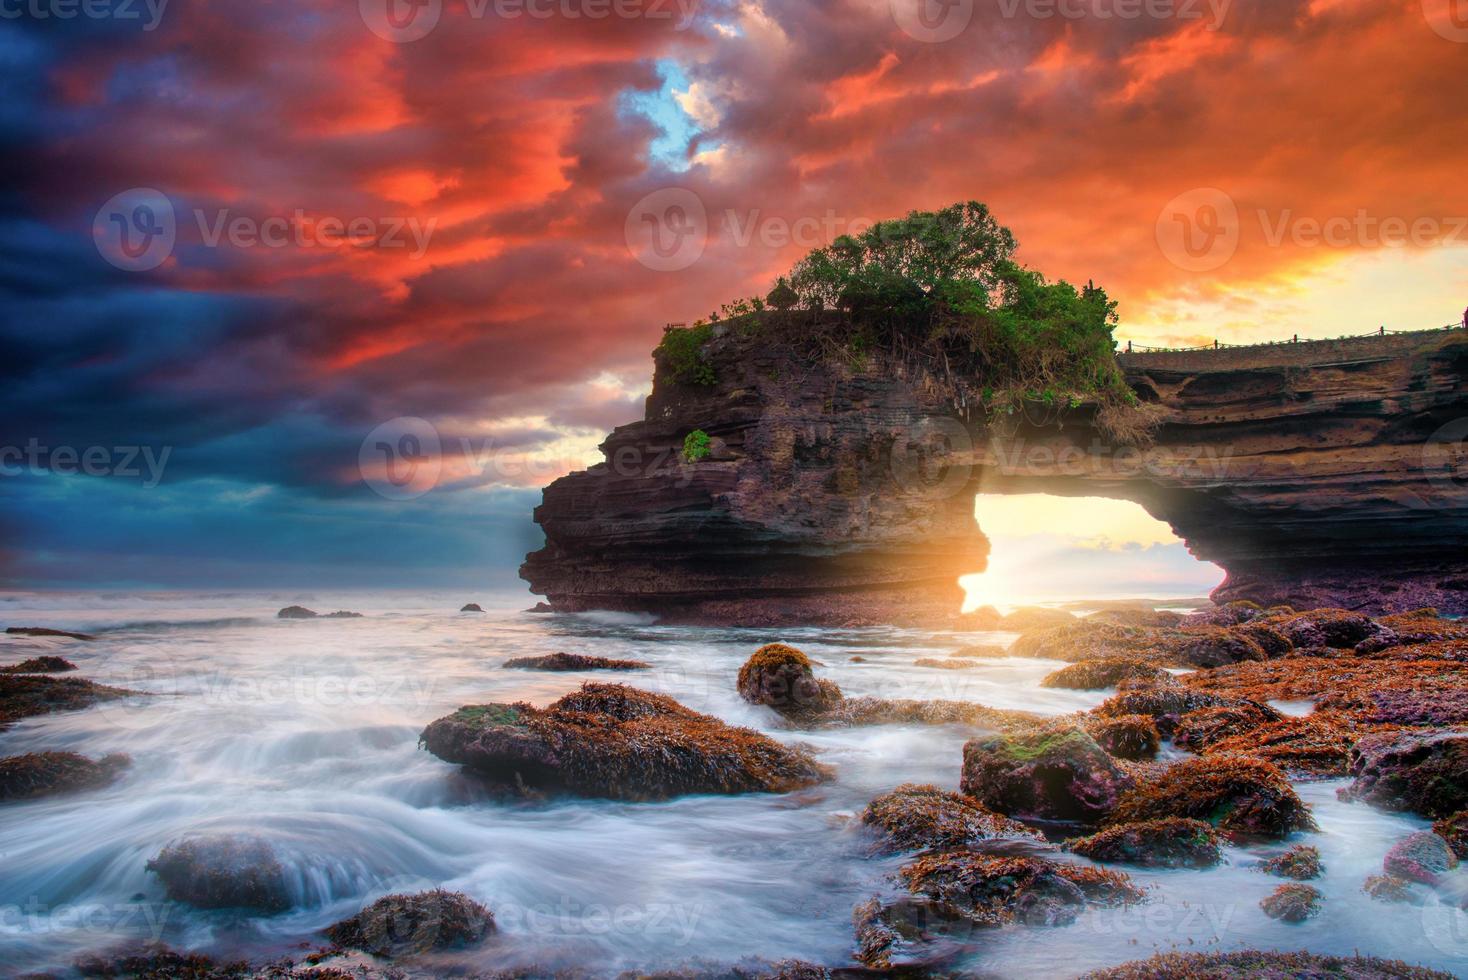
[654,322,716,386]
[682,429,712,462]
[668,200,1158,444]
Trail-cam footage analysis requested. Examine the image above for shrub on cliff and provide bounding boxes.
[682,429,712,462]
[654,322,716,386]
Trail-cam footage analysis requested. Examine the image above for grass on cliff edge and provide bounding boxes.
[655,200,1160,445]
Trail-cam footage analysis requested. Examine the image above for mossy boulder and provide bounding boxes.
[420,683,831,800]
[1083,714,1160,761]
[324,890,495,957]
[502,652,649,671]
[1341,731,1468,818]
[1083,951,1453,979]
[0,751,130,802]
[1382,831,1458,885]
[1171,703,1280,752]
[960,726,1133,824]
[736,643,842,717]
[1260,844,1322,880]
[1260,883,1321,922]
[1067,818,1221,869]
[859,783,1043,854]
[1108,755,1315,840]
[0,655,79,674]
[1040,659,1172,691]
[146,836,290,913]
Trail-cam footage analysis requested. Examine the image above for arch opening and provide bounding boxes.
[960,493,1225,612]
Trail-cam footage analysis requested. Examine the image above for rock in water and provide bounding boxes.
[0,752,130,801]
[324,890,495,956]
[859,783,1044,855]
[146,836,290,913]
[1067,818,1222,869]
[1342,731,1468,818]
[736,643,842,718]
[277,606,317,619]
[1260,844,1323,880]
[1081,951,1454,979]
[0,674,138,730]
[1083,715,1160,761]
[5,626,96,640]
[1434,811,1468,860]
[502,652,650,672]
[1260,883,1321,922]
[460,603,484,612]
[1383,831,1458,885]
[0,656,79,674]
[1040,659,1173,691]
[419,683,831,800]
[1107,755,1315,840]
[959,727,1133,824]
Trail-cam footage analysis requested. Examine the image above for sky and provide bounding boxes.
[1,0,1465,592]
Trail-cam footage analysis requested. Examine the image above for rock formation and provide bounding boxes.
[522,324,1468,621]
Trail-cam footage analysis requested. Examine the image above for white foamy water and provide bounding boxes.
[0,591,1463,977]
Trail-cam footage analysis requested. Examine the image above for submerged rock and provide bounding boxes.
[959,727,1133,824]
[1066,818,1222,869]
[1382,831,1458,885]
[0,751,130,801]
[736,644,842,718]
[859,783,1044,854]
[1342,731,1468,818]
[0,655,79,673]
[146,836,290,913]
[1363,874,1420,904]
[1082,950,1454,980]
[1260,844,1322,880]
[854,852,1143,967]
[1001,607,1077,631]
[502,652,650,672]
[420,683,831,801]
[1040,659,1172,691]
[4,626,96,640]
[951,643,1008,658]
[913,657,983,670]
[1260,882,1321,922]
[323,890,495,957]
[1107,755,1315,840]
[1082,714,1160,761]
[0,674,138,729]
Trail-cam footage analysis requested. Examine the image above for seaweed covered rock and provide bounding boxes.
[1067,818,1221,869]
[1433,810,1468,860]
[1172,703,1279,752]
[854,852,1143,967]
[1000,607,1077,631]
[1207,717,1354,777]
[1260,608,1383,649]
[0,673,137,729]
[914,657,983,670]
[1382,831,1458,885]
[1040,659,1172,691]
[1171,627,1268,668]
[1009,622,1153,663]
[0,751,130,802]
[1092,688,1235,737]
[5,626,96,640]
[736,644,842,718]
[1260,883,1321,922]
[1260,844,1322,880]
[952,644,1008,659]
[1363,874,1419,904]
[420,683,831,800]
[1108,755,1315,840]
[1181,601,1266,628]
[1233,622,1293,658]
[1083,950,1454,979]
[502,652,650,671]
[859,784,1043,854]
[146,836,290,913]
[1085,608,1184,628]
[324,890,495,957]
[960,727,1133,824]
[1082,714,1160,761]
[0,655,79,674]
[820,695,1044,732]
[1341,731,1468,818]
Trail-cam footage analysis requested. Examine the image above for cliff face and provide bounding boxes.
[521,327,1468,622]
